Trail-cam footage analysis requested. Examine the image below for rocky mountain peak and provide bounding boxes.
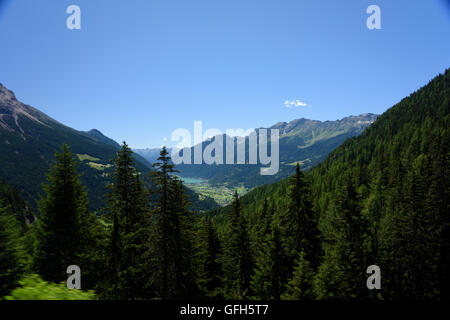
[0,83,51,135]
[0,83,19,107]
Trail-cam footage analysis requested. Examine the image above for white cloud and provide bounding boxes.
[284,99,309,108]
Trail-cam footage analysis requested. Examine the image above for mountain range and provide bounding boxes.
[135,113,377,191]
[0,84,217,212]
[133,147,168,164]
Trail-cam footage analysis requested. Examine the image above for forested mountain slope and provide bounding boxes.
[212,69,450,299]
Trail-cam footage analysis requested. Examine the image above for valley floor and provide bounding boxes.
[182,178,249,207]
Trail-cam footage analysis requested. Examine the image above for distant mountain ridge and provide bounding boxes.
[133,147,171,164]
[269,113,376,136]
[85,129,121,148]
[171,113,378,189]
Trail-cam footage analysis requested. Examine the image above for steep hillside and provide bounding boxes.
[0,85,141,210]
[215,69,448,219]
[211,69,450,298]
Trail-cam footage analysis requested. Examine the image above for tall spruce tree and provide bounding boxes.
[106,142,150,299]
[34,144,87,283]
[220,191,253,299]
[315,175,368,299]
[150,146,198,299]
[279,164,319,275]
[150,146,175,299]
[169,177,198,298]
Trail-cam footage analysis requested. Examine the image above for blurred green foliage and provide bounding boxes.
[4,274,96,300]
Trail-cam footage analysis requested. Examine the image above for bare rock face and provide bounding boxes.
[0,83,17,103]
[0,84,18,117]
[0,83,51,136]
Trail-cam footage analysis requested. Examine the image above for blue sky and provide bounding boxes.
[0,0,449,148]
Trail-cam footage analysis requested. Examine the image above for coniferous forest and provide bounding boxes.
[0,69,449,300]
